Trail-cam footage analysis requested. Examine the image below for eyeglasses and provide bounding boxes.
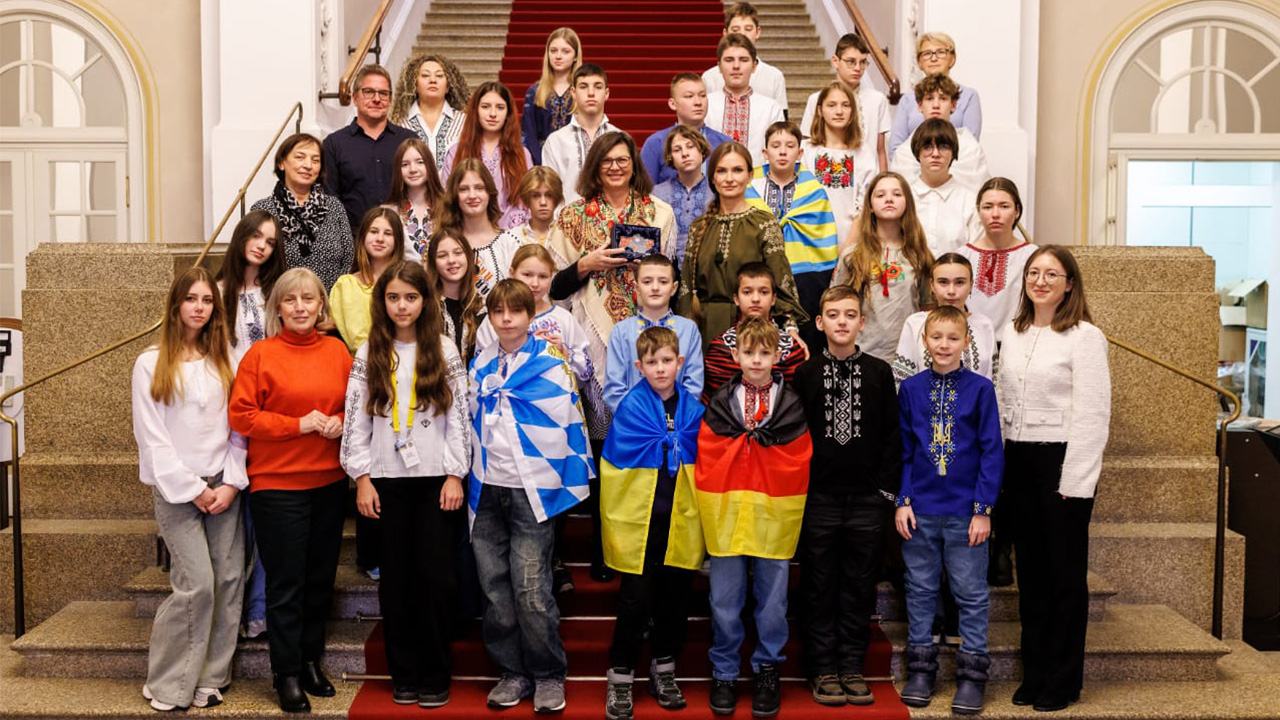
[358,88,392,100]
[1026,269,1067,284]
[918,49,953,60]
[838,57,870,69]
[601,157,633,169]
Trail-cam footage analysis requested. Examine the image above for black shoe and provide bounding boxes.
[840,672,874,705]
[552,559,575,595]
[418,688,450,708]
[1012,682,1040,706]
[1033,689,1078,712]
[589,564,616,583]
[709,679,738,715]
[988,539,1014,586]
[301,660,335,697]
[273,674,311,713]
[752,664,780,718]
[392,686,418,705]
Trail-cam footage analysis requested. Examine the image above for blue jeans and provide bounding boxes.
[471,485,567,680]
[708,556,790,680]
[901,514,990,653]
[242,494,266,625]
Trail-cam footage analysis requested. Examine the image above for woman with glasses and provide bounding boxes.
[996,245,1110,713]
[957,178,1035,344]
[888,32,983,155]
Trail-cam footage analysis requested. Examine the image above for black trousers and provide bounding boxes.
[608,562,694,671]
[1005,442,1094,697]
[800,491,891,676]
[374,476,462,692]
[355,509,382,572]
[249,479,347,675]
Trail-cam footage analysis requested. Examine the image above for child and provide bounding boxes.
[331,207,407,355]
[440,81,534,230]
[892,253,995,386]
[384,137,445,262]
[791,285,901,707]
[651,125,714,263]
[907,119,980,256]
[895,305,1003,715]
[522,28,582,166]
[696,315,813,718]
[604,255,703,412]
[747,121,840,318]
[543,63,619,204]
[958,177,1036,344]
[803,81,872,248]
[340,262,469,708]
[425,229,485,361]
[891,76,990,194]
[641,73,732,186]
[832,171,934,362]
[801,32,889,174]
[705,34,785,165]
[513,166,565,245]
[599,326,706,720]
[700,2,788,109]
[468,279,594,713]
[702,262,807,401]
[132,266,247,711]
[437,159,528,300]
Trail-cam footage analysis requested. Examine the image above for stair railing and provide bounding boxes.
[840,0,903,105]
[319,0,396,104]
[0,102,305,639]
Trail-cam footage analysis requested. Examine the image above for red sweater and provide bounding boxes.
[229,329,353,491]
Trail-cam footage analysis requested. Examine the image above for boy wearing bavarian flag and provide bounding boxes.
[599,326,705,720]
[697,315,813,718]
[468,279,594,714]
[747,120,840,319]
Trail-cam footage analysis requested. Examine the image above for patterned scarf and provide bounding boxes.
[268,180,330,257]
[741,376,774,430]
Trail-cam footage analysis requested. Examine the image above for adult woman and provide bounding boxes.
[441,81,533,230]
[391,53,469,172]
[521,28,582,165]
[437,158,526,300]
[677,141,806,353]
[997,246,1110,713]
[251,133,353,292]
[958,177,1036,344]
[888,32,983,155]
[228,267,353,714]
[384,137,445,263]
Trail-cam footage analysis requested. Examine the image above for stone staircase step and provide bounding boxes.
[1094,455,1218,523]
[19,452,150,520]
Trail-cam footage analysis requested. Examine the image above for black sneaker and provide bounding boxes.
[552,559,574,595]
[648,658,686,709]
[752,664,781,718]
[392,686,418,705]
[605,669,634,720]
[709,678,738,715]
[589,564,616,583]
[418,688,449,708]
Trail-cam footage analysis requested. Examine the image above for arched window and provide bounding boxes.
[0,1,146,316]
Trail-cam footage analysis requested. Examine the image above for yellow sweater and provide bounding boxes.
[329,274,374,354]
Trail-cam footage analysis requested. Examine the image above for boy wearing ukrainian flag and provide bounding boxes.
[599,326,705,720]
[747,120,840,319]
[697,315,813,718]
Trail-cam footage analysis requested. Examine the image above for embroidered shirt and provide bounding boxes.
[405,102,463,172]
[762,173,799,217]
[702,318,806,402]
[441,143,533,230]
[721,88,753,145]
[957,241,1038,344]
[892,309,997,387]
[397,200,433,263]
[543,115,620,205]
[652,175,713,263]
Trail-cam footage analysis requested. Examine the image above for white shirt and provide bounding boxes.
[542,115,619,205]
[476,304,593,385]
[473,230,528,301]
[891,125,989,194]
[957,241,1038,344]
[733,381,782,427]
[996,321,1111,498]
[705,90,785,166]
[801,140,873,244]
[405,102,464,172]
[910,176,980,256]
[131,349,248,504]
[476,346,530,489]
[340,338,471,481]
[891,309,996,387]
[801,83,889,164]
[702,58,788,110]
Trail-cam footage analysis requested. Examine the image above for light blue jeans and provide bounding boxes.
[901,513,990,653]
[708,555,790,680]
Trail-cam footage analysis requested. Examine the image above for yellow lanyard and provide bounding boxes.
[390,356,416,439]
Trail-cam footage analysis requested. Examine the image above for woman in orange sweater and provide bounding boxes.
[229,267,353,714]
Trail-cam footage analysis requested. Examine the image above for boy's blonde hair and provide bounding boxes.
[924,304,968,333]
[636,326,680,360]
[819,284,863,313]
[517,166,565,207]
[736,315,779,353]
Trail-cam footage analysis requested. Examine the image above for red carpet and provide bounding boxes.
[501,0,730,143]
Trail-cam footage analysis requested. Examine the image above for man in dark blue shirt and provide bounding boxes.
[322,64,411,232]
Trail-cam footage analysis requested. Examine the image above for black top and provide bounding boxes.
[322,119,412,232]
[792,348,902,499]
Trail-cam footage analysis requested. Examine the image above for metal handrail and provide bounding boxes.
[0,102,304,639]
[323,0,395,105]
[840,0,902,105]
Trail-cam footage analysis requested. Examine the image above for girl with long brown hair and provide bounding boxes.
[391,53,470,172]
[341,261,470,709]
[803,81,869,246]
[384,137,445,262]
[132,266,245,711]
[437,159,526,300]
[217,210,285,364]
[832,170,934,361]
[425,228,485,362]
[521,28,582,165]
[440,81,534,230]
[330,207,407,354]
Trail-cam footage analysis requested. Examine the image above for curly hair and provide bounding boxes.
[391,53,470,125]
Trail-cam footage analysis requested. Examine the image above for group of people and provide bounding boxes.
[130,4,1114,719]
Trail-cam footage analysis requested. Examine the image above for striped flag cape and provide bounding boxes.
[600,382,706,574]
[695,375,813,559]
[467,335,593,528]
[746,162,840,275]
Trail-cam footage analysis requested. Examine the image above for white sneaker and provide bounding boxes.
[141,685,178,712]
[192,687,223,708]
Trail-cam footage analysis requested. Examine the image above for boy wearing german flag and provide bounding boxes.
[696,315,813,718]
[599,326,706,720]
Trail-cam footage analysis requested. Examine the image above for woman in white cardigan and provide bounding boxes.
[131,266,248,711]
[996,245,1110,713]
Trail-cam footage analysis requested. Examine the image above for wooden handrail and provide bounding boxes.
[0,102,304,639]
[841,0,902,105]
[333,0,396,105]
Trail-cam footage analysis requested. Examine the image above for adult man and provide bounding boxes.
[640,73,733,186]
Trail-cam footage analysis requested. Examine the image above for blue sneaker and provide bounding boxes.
[364,566,380,582]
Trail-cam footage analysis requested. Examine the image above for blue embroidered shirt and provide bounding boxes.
[897,366,1003,516]
[603,310,704,413]
[653,176,713,263]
